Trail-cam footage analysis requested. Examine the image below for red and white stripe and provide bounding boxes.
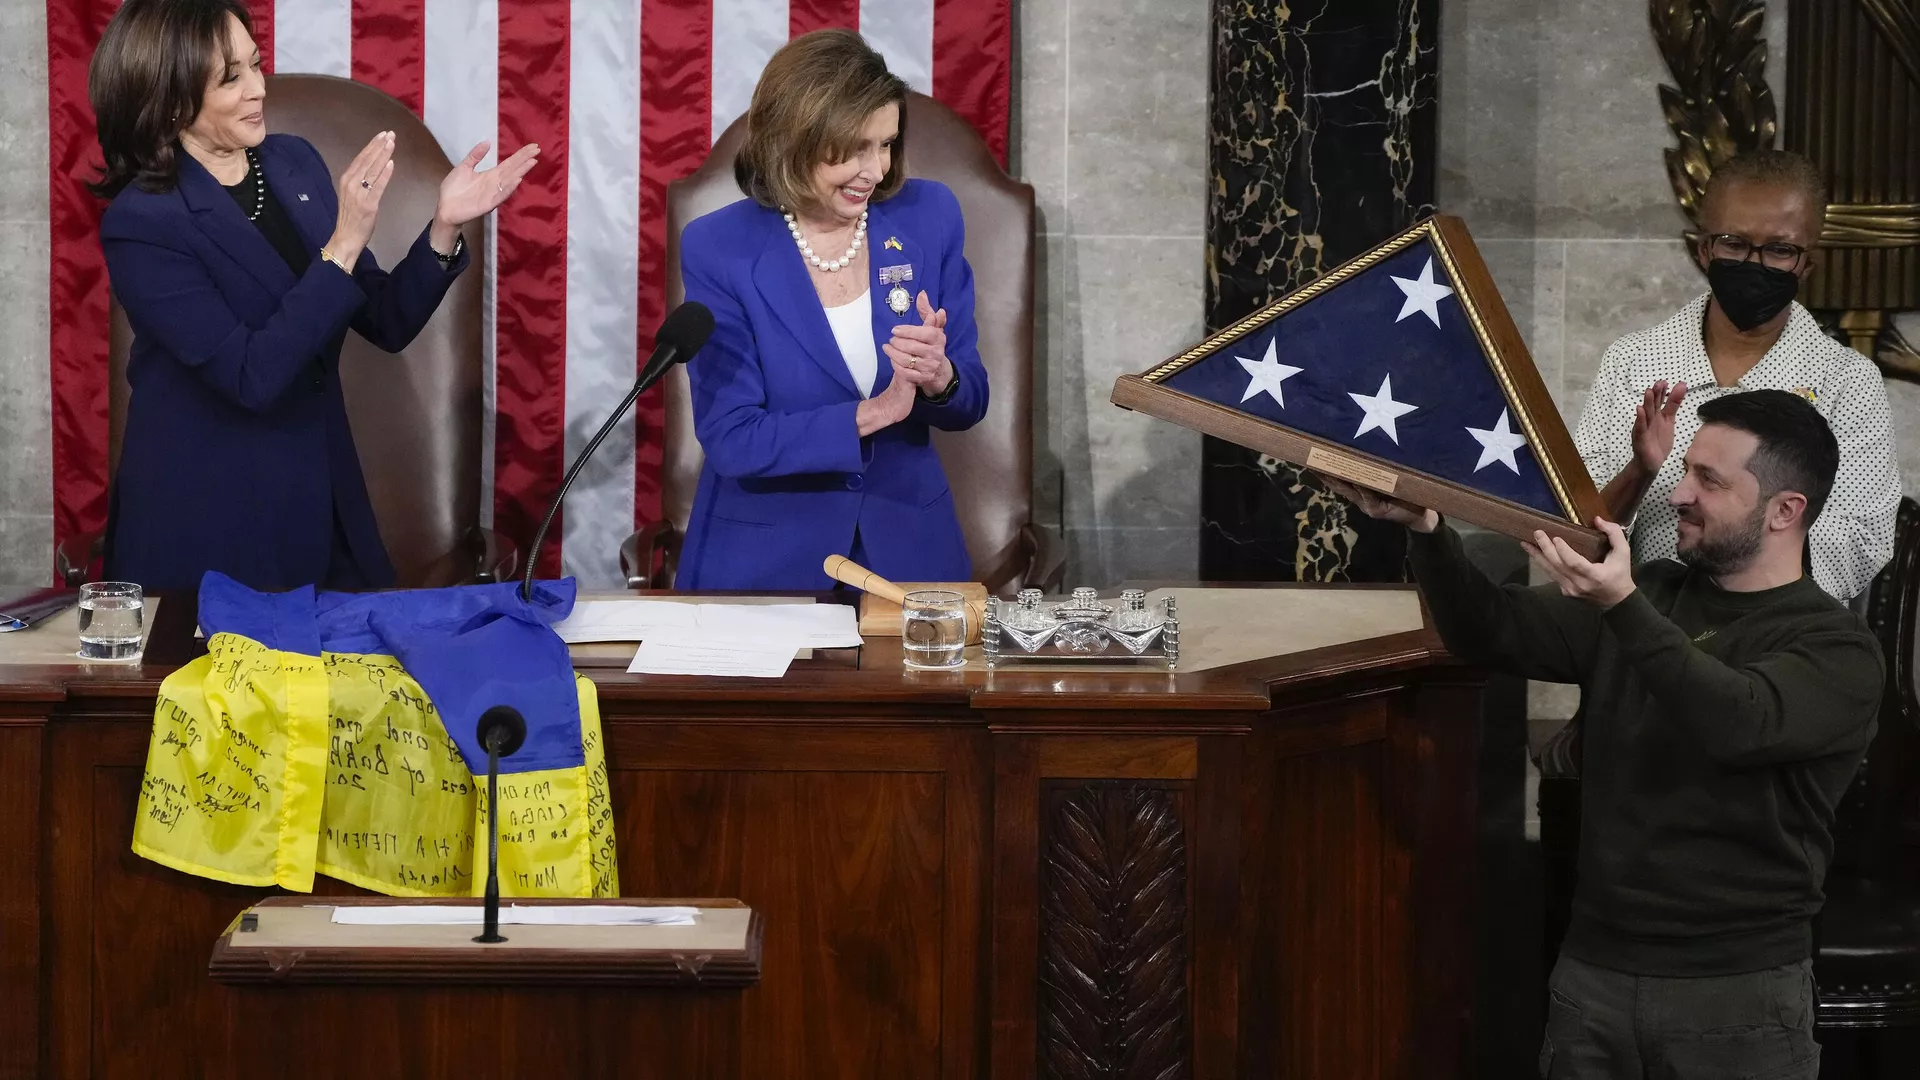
[45,0,1010,585]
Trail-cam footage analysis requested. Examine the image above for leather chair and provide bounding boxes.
[1810,496,1920,1071]
[618,91,1064,596]
[58,74,514,589]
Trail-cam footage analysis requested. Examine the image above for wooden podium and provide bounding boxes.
[0,584,1482,1079]
[208,897,763,987]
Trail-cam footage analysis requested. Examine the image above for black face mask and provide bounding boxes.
[1706,258,1800,331]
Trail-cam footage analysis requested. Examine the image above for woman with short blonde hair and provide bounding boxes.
[674,29,989,591]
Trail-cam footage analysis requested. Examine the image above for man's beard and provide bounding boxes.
[1676,502,1768,577]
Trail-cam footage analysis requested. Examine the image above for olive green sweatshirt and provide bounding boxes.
[1409,523,1882,976]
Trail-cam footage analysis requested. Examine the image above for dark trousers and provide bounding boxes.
[1540,953,1820,1079]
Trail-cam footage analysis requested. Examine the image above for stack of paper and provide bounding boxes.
[552,601,704,643]
[627,637,806,678]
[553,600,863,678]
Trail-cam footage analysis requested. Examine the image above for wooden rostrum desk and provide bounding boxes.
[0,584,1482,1079]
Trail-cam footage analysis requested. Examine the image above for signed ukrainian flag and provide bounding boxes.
[132,572,617,899]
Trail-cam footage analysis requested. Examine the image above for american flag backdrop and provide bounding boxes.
[45,0,1012,584]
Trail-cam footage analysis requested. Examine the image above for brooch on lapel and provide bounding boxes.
[883,236,903,251]
[880,262,914,315]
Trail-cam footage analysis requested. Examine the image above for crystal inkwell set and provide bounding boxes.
[981,587,1179,670]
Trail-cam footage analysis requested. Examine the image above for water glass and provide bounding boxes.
[78,581,144,662]
[902,589,967,670]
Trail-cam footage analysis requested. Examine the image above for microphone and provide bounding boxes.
[636,301,716,395]
[519,302,715,600]
[473,704,528,944]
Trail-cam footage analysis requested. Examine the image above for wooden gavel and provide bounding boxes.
[822,555,989,644]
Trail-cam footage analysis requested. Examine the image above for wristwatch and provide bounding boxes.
[921,367,960,405]
[434,232,465,270]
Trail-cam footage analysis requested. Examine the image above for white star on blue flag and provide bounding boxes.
[1349,374,1419,444]
[1389,257,1455,328]
[1466,408,1529,474]
[1235,338,1303,407]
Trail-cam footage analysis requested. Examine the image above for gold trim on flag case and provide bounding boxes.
[1138,217,1584,524]
[1306,446,1399,495]
[1426,230,1577,523]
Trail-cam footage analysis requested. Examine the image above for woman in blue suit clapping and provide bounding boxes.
[89,0,539,591]
[675,30,990,592]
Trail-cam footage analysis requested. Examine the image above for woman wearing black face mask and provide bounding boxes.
[1538,151,1902,784]
[1702,232,1810,332]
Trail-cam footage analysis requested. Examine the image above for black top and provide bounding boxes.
[1408,523,1883,976]
[223,160,311,276]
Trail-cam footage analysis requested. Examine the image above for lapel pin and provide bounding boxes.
[884,236,903,251]
[298,194,309,201]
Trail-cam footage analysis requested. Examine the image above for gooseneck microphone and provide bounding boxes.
[519,302,715,601]
[473,704,529,944]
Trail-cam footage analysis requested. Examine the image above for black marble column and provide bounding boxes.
[1201,0,1440,581]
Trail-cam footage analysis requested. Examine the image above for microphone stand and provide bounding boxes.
[475,725,508,944]
[520,379,649,602]
[517,302,710,601]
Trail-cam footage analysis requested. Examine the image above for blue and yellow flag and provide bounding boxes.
[133,573,617,899]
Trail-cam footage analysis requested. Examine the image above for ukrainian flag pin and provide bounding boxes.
[884,236,903,251]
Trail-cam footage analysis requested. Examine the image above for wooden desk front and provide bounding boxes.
[0,585,1481,1079]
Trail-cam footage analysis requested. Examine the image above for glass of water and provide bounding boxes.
[78,581,144,662]
[902,589,967,670]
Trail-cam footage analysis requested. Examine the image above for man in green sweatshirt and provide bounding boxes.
[1327,388,1882,1080]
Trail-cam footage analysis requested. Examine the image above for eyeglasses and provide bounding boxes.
[1705,233,1808,271]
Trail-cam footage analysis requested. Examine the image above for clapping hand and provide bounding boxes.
[1524,519,1636,609]
[435,140,541,229]
[883,292,954,396]
[1633,380,1687,475]
[325,131,398,268]
[855,363,919,436]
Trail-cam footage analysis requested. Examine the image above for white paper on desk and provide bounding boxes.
[691,602,862,648]
[329,904,699,926]
[552,600,705,643]
[628,634,803,677]
[505,905,697,926]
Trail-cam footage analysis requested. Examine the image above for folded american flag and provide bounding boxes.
[1115,217,1601,549]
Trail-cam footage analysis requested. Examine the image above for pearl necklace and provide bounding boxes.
[784,209,867,272]
[239,146,264,221]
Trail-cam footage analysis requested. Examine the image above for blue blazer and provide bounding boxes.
[675,179,990,592]
[100,134,468,592]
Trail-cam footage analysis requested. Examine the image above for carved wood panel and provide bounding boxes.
[1038,782,1190,1080]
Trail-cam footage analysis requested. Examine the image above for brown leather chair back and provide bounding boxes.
[106,74,485,588]
[660,91,1037,587]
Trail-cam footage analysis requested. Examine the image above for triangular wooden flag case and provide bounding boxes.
[1112,215,1608,557]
